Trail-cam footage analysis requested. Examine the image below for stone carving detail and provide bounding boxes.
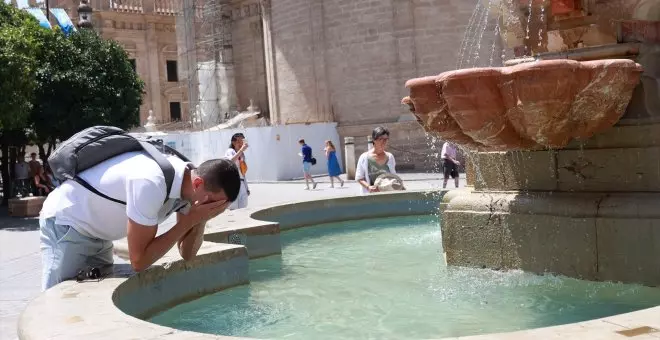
[402,59,644,151]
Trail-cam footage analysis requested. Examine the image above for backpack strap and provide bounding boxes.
[138,141,175,204]
[72,177,127,205]
[73,140,177,206]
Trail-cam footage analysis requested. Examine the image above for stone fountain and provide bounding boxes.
[403,0,660,285]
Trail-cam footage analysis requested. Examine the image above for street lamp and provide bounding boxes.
[77,0,93,29]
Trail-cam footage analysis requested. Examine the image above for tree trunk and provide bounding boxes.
[38,144,47,164]
[1,142,11,206]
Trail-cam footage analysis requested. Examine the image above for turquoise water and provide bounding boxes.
[150,215,660,339]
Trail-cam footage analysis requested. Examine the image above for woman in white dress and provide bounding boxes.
[224,133,249,209]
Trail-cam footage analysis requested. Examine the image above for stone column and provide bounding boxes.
[215,5,238,118]
[344,137,356,180]
[367,135,373,151]
[310,0,331,122]
[465,155,475,187]
[145,22,163,122]
[217,61,238,117]
[260,0,280,123]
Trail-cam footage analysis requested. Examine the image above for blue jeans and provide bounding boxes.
[39,217,113,291]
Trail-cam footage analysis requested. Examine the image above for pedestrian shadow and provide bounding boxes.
[0,222,39,232]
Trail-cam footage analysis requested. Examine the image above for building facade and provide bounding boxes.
[11,0,188,125]
[180,0,483,170]
[12,0,484,170]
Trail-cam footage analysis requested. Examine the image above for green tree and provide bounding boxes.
[0,3,41,202]
[0,2,145,203]
[31,28,145,160]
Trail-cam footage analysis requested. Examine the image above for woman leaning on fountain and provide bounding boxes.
[356,127,398,194]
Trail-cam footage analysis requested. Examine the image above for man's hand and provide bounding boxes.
[179,198,230,227]
[177,220,206,261]
[368,185,379,193]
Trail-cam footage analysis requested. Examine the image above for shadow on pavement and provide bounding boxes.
[0,206,39,232]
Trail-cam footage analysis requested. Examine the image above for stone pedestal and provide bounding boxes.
[9,197,46,217]
[441,123,660,286]
[344,137,356,180]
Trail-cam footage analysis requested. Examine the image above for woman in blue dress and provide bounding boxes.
[324,140,344,188]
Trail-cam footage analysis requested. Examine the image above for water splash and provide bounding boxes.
[524,0,534,56]
[489,12,503,66]
[457,0,483,69]
[473,0,494,66]
[537,0,546,47]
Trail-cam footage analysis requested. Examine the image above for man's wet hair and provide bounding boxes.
[196,158,241,202]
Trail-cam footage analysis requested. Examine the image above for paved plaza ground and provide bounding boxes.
[0,172,465,340]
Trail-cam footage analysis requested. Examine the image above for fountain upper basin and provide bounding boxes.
[402,59,643,151]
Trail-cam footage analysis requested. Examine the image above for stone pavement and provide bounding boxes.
[0,172,463,340]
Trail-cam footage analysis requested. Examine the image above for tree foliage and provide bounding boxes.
[31,29,145,144]
[0,2,145,203]
[0,4,40,130]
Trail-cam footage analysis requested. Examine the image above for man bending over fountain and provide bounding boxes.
[39,151,240,291]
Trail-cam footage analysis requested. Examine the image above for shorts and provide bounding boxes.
[441,159,458,179]
[302,161,312,173]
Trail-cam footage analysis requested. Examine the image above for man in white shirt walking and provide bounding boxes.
[39,152,240,291]
[441,141,460,189]
[14,154,31,197]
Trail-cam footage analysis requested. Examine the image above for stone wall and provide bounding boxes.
[263,0,482,170]
[231,0,269,113]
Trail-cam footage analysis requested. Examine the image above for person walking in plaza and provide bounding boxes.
[324,140,344,188]
[13,154,31,197]
[441,141,460,189]
[356,126,396,194]
[39,144,240,291]
[298,139,317,190]
[224,133,250,210]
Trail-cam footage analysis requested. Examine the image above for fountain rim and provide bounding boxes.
[17,189,660,340]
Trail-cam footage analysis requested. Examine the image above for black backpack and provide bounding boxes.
[48,126,190,205]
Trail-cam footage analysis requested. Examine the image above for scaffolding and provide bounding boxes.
[177,0,237,131]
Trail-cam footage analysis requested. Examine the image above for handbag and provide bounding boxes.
[311,157,317,166]
[239,159,248,176]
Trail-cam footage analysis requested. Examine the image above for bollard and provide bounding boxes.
[344,136,356,180]
[367,135,373,151]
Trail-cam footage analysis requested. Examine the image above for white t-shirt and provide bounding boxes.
[224,148,244,179]
[441,142,457,160]
[14,162,29,180]
[40,151,191,241]
[355,151,396,195]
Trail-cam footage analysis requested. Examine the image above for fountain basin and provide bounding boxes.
[402,59,643,151]
[18,191,660,339]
